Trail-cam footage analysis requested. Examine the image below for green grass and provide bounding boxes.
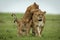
[0,13,60,40]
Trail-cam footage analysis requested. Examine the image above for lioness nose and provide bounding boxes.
[39,16,42,18]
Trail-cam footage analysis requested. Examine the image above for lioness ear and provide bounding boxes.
[43,11,46,14]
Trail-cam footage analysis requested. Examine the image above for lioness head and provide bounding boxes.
[31,9,46,22]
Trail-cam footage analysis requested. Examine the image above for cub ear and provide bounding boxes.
[34,2,37,5]
[43,11,46,14]
[34,2,39,8]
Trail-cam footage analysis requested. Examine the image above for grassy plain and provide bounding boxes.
[0,13,60,40]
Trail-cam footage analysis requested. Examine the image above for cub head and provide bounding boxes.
[31,2,39,9]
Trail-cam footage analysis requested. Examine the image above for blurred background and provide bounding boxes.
[0,0,60,14]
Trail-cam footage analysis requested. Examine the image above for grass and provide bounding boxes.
[0,13,60,40]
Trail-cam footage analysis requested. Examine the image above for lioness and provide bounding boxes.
[31,9,46,37]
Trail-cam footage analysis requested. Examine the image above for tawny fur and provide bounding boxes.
[22,2,39,23]
[22,2,39,35]
[11,2,44,36]
[11,13,25,35]
[31,9,46,37]
[11,13,32,36]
